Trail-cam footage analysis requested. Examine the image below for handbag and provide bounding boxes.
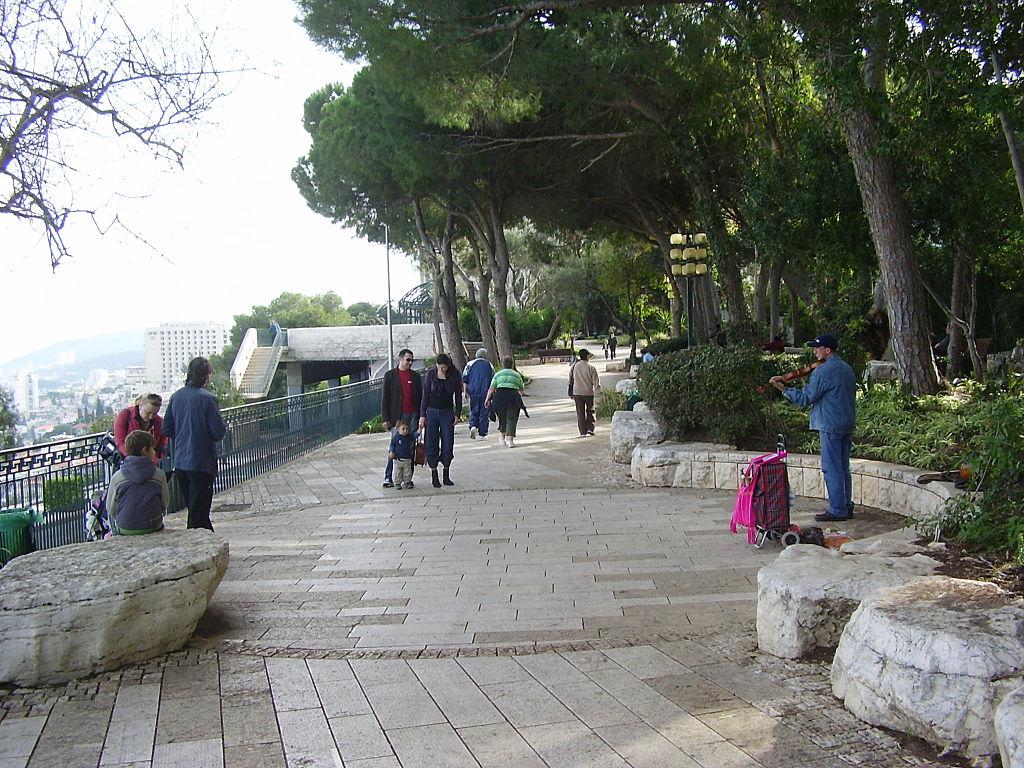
[97,432,123,469]
[415,441,426,466]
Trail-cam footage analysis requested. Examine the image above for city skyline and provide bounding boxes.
[1,0,422,365]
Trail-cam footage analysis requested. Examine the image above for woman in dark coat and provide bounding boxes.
[418,353,462,487]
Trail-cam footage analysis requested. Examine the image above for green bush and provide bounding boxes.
[43,476,86,511]
[645,337,689,356]
[638,345,794,446]
[357,415,387,434]
[457,306,481,341]
[595,390,626,420]
[507,307,556,345]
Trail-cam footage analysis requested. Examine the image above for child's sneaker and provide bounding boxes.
[404,481,415,489]
[470,426,478,439]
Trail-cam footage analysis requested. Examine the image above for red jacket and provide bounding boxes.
[113,406,167,461]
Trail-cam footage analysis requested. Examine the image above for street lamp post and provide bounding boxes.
[384,220,394,371]
[669,232,709,348]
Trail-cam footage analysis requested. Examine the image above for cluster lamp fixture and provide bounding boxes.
[669,232,709,347]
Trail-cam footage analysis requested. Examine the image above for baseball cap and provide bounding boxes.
[807,334,839,350]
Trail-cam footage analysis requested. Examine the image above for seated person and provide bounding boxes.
[641,348,655,364]
[106,430,169,535]
[763,335,786,353]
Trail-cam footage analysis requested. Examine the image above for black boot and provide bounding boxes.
[431,469,441,488]
[442,466,454,486]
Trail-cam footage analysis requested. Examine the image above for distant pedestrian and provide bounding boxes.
[462,348,494,440]
[608,333,618,359]
[484,357,526,448]
[113,393,166,464]
[388,420,417,489]
[105,430,168,535]
[162,357,228,531]
[420,353,462,487]
[602,340,608,359]
[641,348,655,364]
[569,349,602,437]
[381,348,422,488]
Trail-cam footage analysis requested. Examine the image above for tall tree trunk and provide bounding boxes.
[439,224,467,371]
[788,283,800,345]
[769,255,784,339]
[459,249,499,364]
[753,247,769,326]
[989,34,1024,213]
[947,241,969,376]
[840,104,939,394]
[486,199,514,362]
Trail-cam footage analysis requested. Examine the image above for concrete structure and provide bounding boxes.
[15,370,39,415]
[144,321,231,391]
[231,323,437,400]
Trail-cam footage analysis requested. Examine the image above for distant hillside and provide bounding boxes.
[0,330,144,373]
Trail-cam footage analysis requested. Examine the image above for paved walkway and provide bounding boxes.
[0,363,946,768]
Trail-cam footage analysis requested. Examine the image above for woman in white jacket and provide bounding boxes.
[568,349,602,437]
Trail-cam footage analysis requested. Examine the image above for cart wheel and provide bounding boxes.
[780,531,800,548]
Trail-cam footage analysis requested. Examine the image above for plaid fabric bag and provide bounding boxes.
[752,461,790,531]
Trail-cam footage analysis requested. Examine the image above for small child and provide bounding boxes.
[106,430,169,535]
[388,420,417,489]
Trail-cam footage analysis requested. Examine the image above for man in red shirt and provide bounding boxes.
[380,349,423,488]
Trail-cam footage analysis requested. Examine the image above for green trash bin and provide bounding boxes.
[0,510,34,567]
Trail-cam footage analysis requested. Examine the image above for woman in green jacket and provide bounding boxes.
[484,357,526,448]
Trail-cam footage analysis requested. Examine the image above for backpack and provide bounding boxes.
[97,432,123,470]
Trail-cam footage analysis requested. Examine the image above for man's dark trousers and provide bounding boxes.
[179,470,215,530]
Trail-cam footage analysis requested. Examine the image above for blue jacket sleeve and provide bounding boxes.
[207,397,228,441]
[782,368,828,408]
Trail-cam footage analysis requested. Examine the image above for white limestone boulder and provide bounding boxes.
[615,378,638,394]
[996,684,1024,768]
[632,401,651,414]
[0,529,228,686]
[756,543,939,659]
[630,441,736,488]
[831,577,1024,759]
[610,410,665,463]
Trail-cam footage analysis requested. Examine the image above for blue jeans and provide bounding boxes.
[468,395,490,436]
[385,411,419,482]
[424,407,455,468]
[820,431,853,516]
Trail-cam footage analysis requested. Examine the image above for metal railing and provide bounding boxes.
[0,377,382,557]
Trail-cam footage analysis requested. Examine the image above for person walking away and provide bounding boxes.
[162,357,228,530]
[420,353,462,487]
[381,349,423,487]
[113,393,167,464]
[388,420,417,489]
[608,333,618,360]
[105,430,169,535]
[770,333,856,522]
[569,349,602,437]
[462,348,494,440]
[484,357,526,448]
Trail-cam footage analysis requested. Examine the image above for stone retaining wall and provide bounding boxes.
[630,441,959,520]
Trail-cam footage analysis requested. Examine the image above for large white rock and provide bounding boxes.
[610,410,665,463]
[832,577,1024,758]
[756,544,940,659]
[0,529,228,686]
[996,684,1024,768]
[615,378,638,394]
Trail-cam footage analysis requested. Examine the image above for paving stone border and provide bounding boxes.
[630,441,959,520]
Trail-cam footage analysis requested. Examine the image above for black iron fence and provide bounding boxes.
[0,378,382,557]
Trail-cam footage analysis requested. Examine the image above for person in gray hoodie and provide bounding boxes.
[106,430,169,535]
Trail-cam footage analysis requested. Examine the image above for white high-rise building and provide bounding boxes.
[144,322,231,391]
[15,371,40,415]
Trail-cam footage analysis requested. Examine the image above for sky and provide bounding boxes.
[1,0,422,365]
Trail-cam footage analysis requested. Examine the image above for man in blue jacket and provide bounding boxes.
[163,357,228,530]
[462,348,494,439]
[770,333,857,522]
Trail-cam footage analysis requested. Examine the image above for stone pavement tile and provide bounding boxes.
[645,673,745,715]
[0,757,29,768]
[349,659,417,687]
[276,709,340,768]
[518,720,628,768]
[547,682,640,728]
[386,723,478,768]
[306,658,355,683]
[408,659,505,728]
[219,654,273,697]
[155,694,222,744]
[360,680,446,730]
[315,678,373,719]
[684,740,764,768]
[700,708,834,768]
[561,650,621,671]
[343,758,401,768]
[457,723,545,768]
[27,698,112,768]
[474,628,599,644]
[0,716,46,759]
[456,657,531,686]
[99,684,160,765]
[327,714,392,762]
[223,742,286,768]
[151,738,224,768]
[479,678,576,728]
[514,653,589,686]
[696,662,791,705]
[221,695,279,747]
[602,645,692,678]
[651,638,728,667]
[265,658,319,711]
[594,721,703,768]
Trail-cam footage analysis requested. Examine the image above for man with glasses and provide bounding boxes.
[381,349,422,488]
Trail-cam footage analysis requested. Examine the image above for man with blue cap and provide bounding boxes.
[462,348,494,439]
[770,333,857,522]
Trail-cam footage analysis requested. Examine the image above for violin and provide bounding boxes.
[757,359,825,394]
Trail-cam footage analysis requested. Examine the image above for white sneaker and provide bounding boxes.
[470,426,478,439]
[506,437,515,448]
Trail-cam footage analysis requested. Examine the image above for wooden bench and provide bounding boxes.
[537,348,574,363]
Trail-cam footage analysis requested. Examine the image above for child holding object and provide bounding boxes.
[388,420,417,489]
[105,430,169,535]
